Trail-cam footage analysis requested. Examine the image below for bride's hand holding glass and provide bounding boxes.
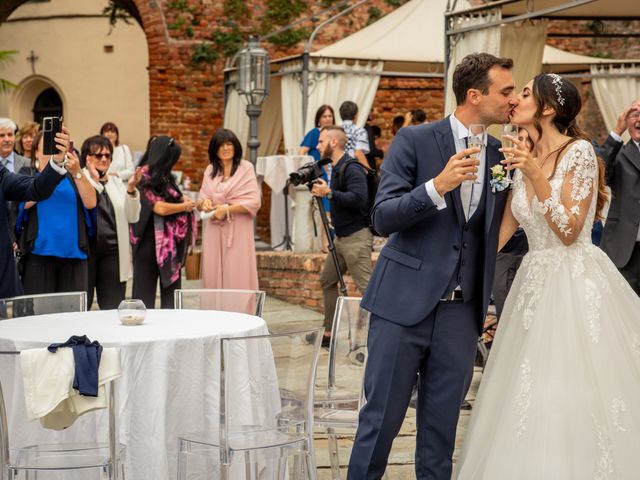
[499,135,542,181]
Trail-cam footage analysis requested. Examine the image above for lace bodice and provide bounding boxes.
[511,139,598,251]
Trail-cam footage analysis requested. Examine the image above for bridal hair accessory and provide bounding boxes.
[489,164,510,193]
[547,73,565,106]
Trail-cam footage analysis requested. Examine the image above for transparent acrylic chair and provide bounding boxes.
[0,350,125,479]
[177,327,324,480]
[0,292,87,320]
[174,289,266,317]
[313,297,388,480]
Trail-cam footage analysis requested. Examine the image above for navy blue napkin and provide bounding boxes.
[48,335,103,397]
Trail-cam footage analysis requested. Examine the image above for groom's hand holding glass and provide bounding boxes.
[433,146,481,196]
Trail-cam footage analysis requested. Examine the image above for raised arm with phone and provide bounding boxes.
[0,119,72,298]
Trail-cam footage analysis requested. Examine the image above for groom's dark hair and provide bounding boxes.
[452,53,513,106]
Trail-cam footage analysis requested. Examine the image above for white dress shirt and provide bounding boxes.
[0,151,16,172]
[424,114,487,220]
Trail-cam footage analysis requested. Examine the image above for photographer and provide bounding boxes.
[311,126,373,346]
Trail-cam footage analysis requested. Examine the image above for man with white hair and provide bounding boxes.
[598,100,640,294]
[0,118,31,247]
[0,118,30,173]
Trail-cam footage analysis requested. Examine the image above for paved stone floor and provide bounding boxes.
[257,295,481,480]
[146,279,481,479]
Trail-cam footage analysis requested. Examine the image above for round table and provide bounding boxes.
[0,309,268,480]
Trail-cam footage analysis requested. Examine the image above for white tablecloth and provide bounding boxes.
[256,155,312,250]
[0,309,268,480]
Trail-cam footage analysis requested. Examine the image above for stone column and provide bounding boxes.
[292,185,323,253]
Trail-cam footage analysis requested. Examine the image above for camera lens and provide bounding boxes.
[44,119,51,130]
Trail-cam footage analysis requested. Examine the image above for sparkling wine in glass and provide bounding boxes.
[501,123,518,183]
[466,124,486,183]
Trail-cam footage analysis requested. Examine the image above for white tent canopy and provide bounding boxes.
[312,0,455,66]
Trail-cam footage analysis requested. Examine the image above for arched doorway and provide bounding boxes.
[0,0,152,153]
[9,76,66,127]
[33,87,63,123]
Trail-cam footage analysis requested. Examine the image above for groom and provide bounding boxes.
[348,53,518,479]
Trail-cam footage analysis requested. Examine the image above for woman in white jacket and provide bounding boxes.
[81,135,141,309]
[100,122,135,181]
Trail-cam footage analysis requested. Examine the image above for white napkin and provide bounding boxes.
[20,347,122,430]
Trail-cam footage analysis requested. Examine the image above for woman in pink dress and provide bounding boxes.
[198,128,261,291]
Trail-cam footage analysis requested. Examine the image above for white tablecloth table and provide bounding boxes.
[256,155,312,250]
[0,309,269,480]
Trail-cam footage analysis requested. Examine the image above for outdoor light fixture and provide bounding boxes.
[237,35,270,165]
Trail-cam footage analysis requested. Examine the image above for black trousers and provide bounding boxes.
[492,252,524,320]
[87,242,126,310]
[620,241,640,296]
[132,228,180,309]
[22,254,88,295]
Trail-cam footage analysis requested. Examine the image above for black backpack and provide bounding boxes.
[335,159,383,237]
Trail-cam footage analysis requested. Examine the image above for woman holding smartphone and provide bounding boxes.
[16,128,97,294]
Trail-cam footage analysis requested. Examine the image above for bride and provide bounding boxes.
[454,73,640,479]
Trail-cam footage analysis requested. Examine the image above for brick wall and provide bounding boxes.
[257,251,379,312]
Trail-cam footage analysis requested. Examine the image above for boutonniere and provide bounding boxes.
[489,164,510,193]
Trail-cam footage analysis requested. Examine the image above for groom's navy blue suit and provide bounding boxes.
[349,117,508,479]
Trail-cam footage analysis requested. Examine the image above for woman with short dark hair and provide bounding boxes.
[130,136,196,308]
[82,135,141,309]
[197,128,261,290]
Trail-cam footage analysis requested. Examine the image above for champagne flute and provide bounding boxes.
[501,123,518,183]
[467,124,485,184]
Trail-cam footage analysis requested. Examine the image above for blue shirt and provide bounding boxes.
[32,176,86,259]
[300,128,321,162]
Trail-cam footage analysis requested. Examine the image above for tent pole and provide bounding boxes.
[302,51,309,134]
[443,12,450,116]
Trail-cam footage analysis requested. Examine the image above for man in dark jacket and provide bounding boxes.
[0,136,68,298]
[596,99,640,294]
[311,126,372,346]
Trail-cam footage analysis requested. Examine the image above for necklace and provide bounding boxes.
[537,138,574,168]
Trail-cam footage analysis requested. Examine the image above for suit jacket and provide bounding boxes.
[0,163,63,298]
[361,118,508,331]
[598,135,640,268]
[14,154,30,173]
[5,154,31,244]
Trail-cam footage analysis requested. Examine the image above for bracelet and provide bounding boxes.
[127,189,136,196]
[226,205,231,223]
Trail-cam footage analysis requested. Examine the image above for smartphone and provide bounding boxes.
[42,116,62,156]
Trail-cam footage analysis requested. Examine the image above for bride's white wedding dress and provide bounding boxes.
[455,139,640,479]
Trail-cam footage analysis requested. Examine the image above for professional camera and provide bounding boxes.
[288,158,331,186]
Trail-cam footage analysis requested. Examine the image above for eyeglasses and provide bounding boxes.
[628,112,640,120]
[90,153,112,160]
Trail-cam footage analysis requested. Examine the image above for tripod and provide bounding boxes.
[312,191,347,297]
[273,179,294,250]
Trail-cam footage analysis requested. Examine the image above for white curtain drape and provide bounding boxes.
[281,58,383,155]
[224,78,282,158]
[591,64,640,142]
[280,61,304,155]
[257,76,283,156]
[444,8,501,115]
[500,21,548,92]
[223,87,249,152]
